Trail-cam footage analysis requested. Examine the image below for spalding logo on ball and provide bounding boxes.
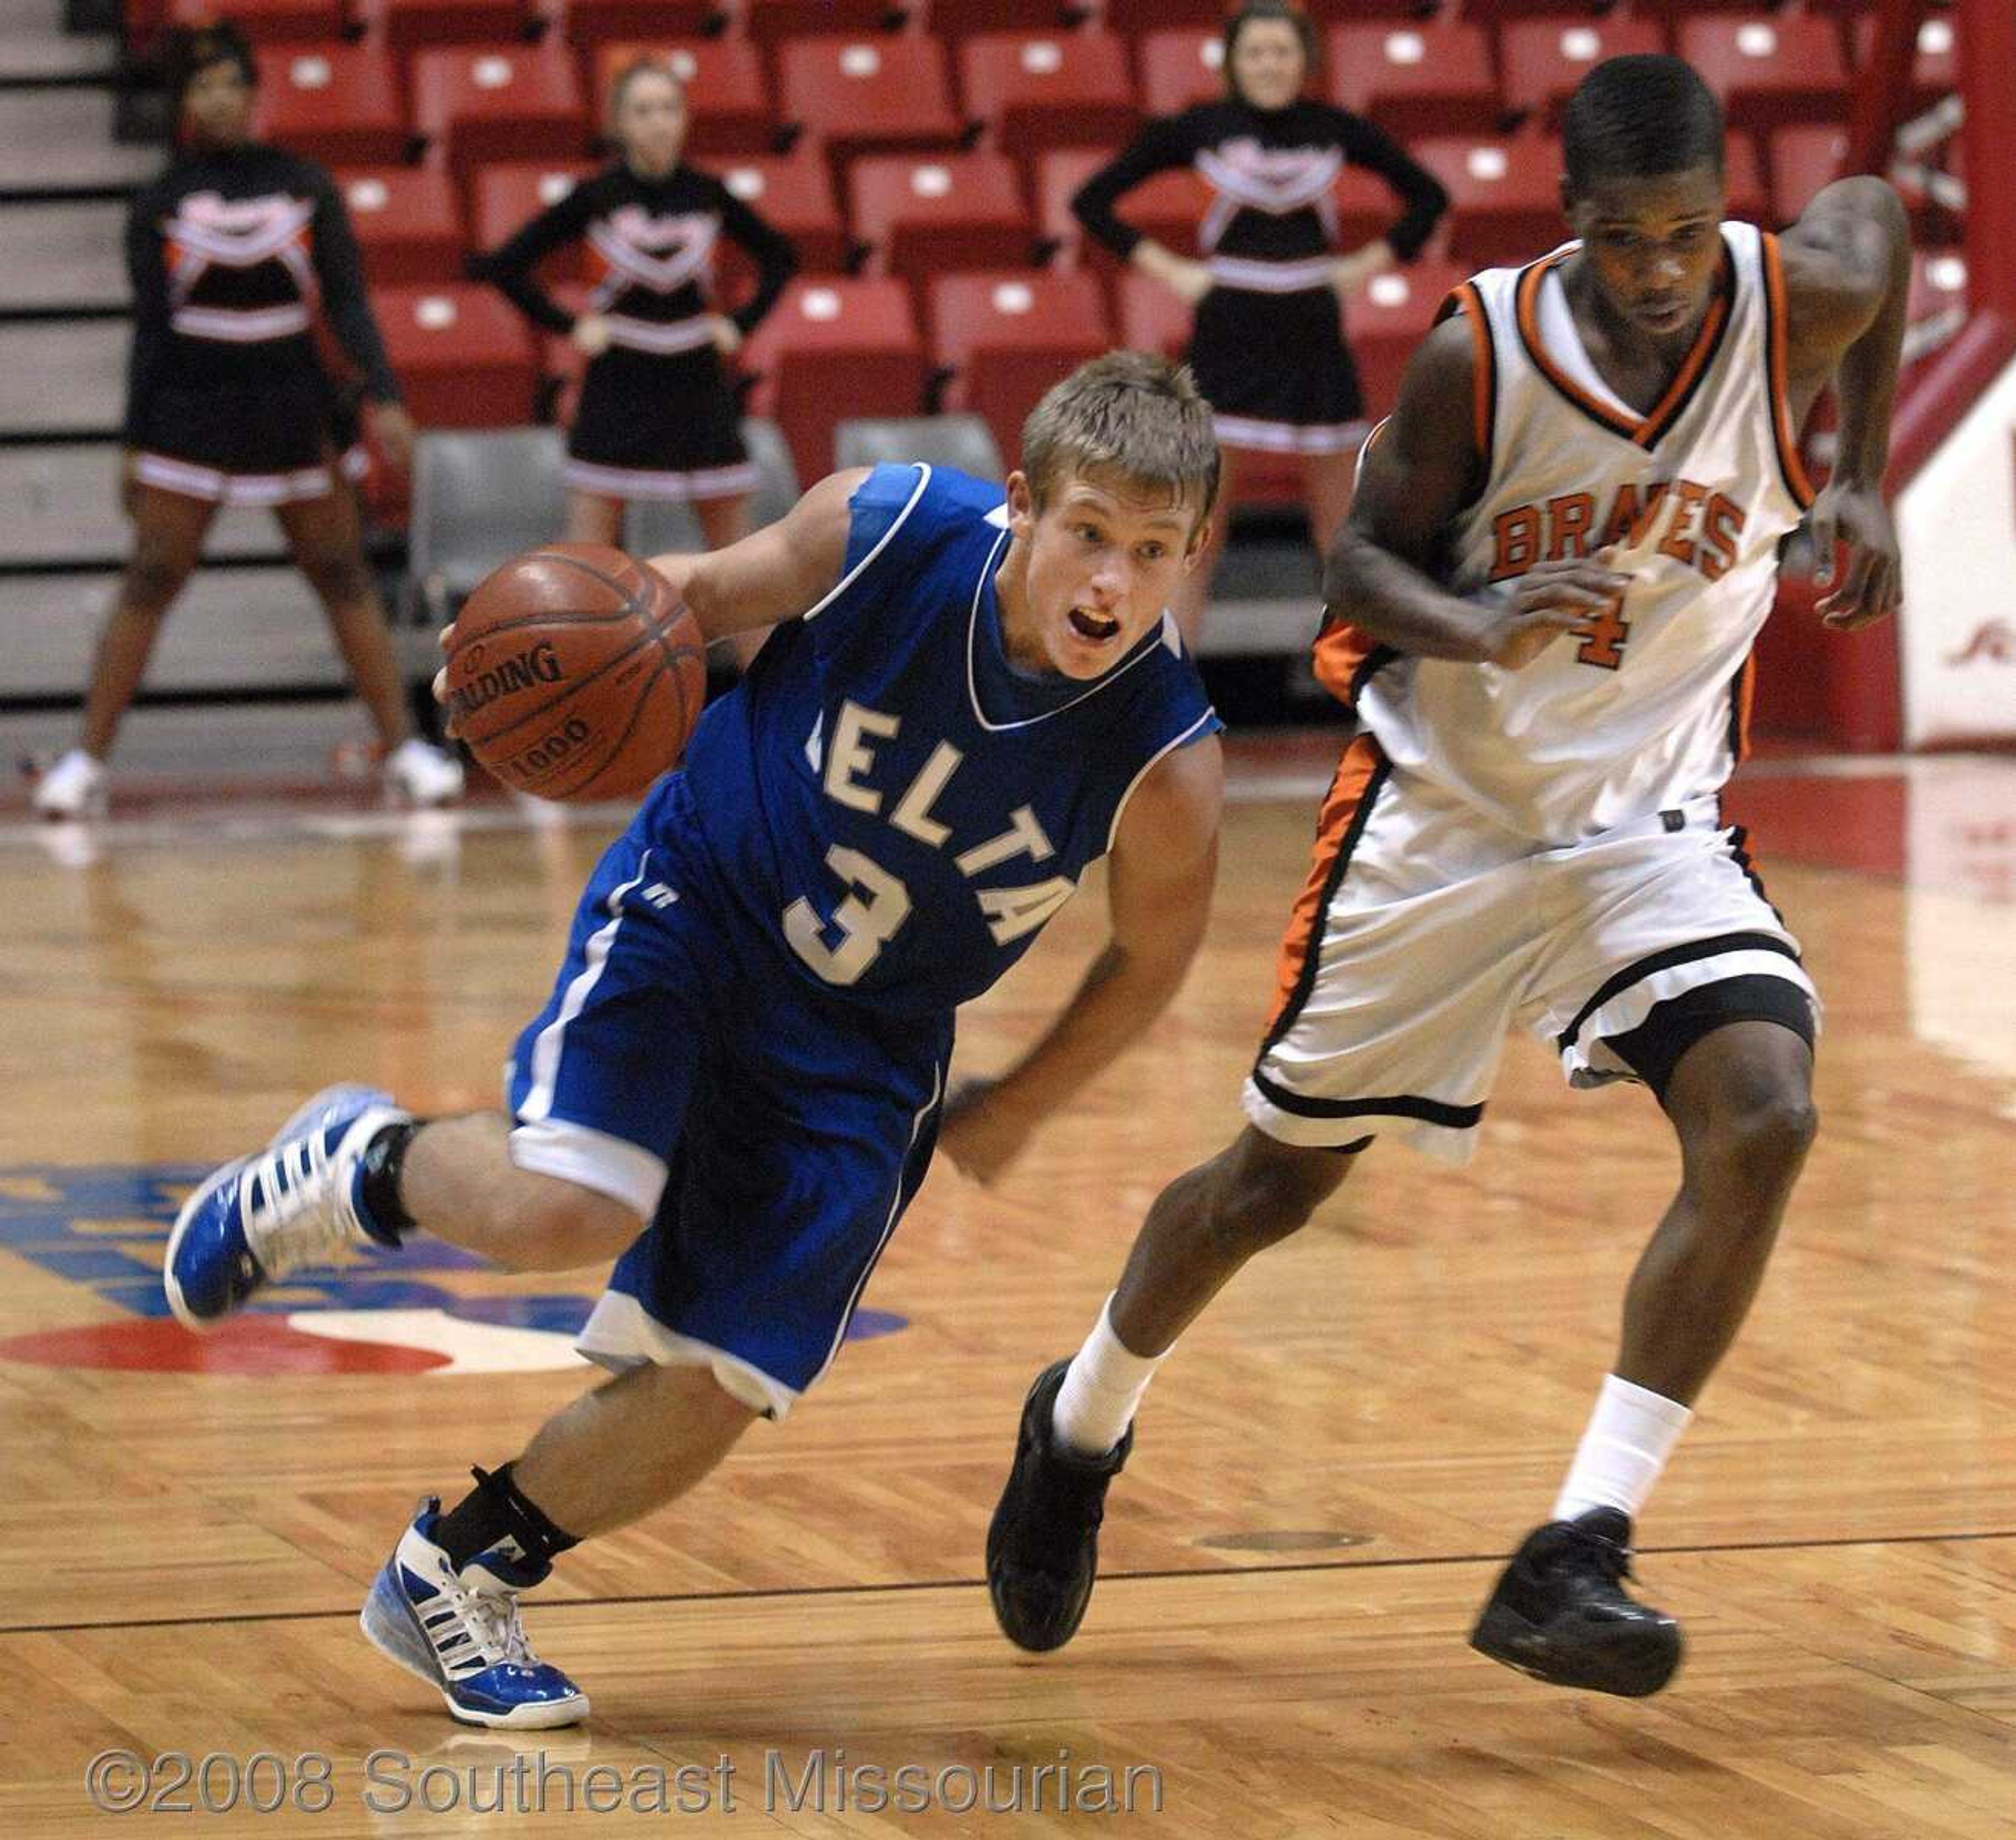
[445,543,707,801]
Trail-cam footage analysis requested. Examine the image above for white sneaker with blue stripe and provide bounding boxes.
[163,1084,408,1331]
[360,1501,589,1729]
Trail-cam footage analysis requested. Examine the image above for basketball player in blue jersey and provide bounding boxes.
[162,351,1224,1727]
[990,58,1909,1698]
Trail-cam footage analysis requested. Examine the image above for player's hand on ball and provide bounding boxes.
[432,625,458,738]
[708,315,742,357]
[571,314,612,357]
[938,1078,1036,1187]
[1809,480,1900,630]
[1485,559,1631,670]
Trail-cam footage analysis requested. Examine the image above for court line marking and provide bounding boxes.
[2,1527,2008,1637]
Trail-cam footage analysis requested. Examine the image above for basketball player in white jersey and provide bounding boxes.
[983,55,1907,1698]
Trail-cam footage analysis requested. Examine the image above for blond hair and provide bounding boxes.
[1020,351,1221,524]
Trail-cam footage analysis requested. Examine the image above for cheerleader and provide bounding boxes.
[35,22,463,817]
[476,57,797,562]
[1074,0,1448,642]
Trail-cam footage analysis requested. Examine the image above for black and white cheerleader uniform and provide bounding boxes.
[1075,100,1448,456]
[125,142,401,506]
[476,162,797,502]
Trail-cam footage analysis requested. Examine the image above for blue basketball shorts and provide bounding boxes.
[503,776,950,1417]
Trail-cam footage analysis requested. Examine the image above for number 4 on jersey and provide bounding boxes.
[1574,588,1632,670]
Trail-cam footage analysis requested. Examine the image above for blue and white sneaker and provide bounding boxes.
[163,1084,409,1331]
[361,1501,589,1729]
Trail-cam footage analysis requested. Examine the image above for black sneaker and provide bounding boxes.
[1468,1508,1682,1696]
[986,1360,1132,1653]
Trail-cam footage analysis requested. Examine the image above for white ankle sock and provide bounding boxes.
[1552,1374,1693,1523]
[1051,1295,1166,1457]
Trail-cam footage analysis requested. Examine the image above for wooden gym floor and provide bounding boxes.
[0,739,2010,1837]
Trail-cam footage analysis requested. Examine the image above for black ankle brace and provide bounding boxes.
[473,1462,582,1566]
[355,1121,421,1244]
[435,1461,582,1572]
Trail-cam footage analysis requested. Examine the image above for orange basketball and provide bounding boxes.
[444,544,707,801]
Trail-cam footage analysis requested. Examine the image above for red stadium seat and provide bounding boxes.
[1413,134,1561,269]
[1458,0,1654,20]
[1677,16,1850,132]
[1329,22,1501,140]
[589,39,775,159]
[1034,145,1211,275]
[1849,12,1959,118]
[372,284,540,425]
[1348,256,1467,422]
[849,153,1033,293]
[1460,0,1661,24]
[1105,0,1235,32]
[778,36,964,181]
[168,0,341,44]
[410,46,591,193]
[929,270,1112,465]
[1596,0,1763,12]
[1305,0,1452,16]
[958,32,1138,166]
[1499,14,1668,123]
[255,45,410,166]
[1767,125,1846,227]
[536,0,720,57]
[1137,29,1226,118]
[470,161,597,279]
[710,152,849,277]
[743,0,895,48]
[740,276,928,484]
[352,0,524,55]
[925,0,1082,46]
[335,166,467,286]
[1723,132,1769,226]
[1116,268,1190,360]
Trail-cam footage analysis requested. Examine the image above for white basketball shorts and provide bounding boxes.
[1243,738,1820,1164]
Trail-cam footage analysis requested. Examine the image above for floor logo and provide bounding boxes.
[0,1167,906,1377]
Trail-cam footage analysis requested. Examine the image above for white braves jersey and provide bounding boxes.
[1336,219,1814,845]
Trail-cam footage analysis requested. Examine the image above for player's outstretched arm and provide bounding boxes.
[1326,317,1623,670]
[937,731,1224,1187]
[1780,176,1912,630]
[642,466,873,643]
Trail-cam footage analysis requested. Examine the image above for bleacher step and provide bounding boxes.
[0,200,128,311]
[0,317,124,434]
[0,0,114,80]
[0,90,155,196]
[0,444,290,568]
[5,566,348,697]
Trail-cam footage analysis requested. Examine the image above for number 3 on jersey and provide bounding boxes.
[1574,587,1632,671]
[783,845,912,985]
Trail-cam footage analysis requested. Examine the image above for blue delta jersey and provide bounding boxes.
[677,462,1220,1016]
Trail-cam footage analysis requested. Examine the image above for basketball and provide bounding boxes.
[443,544,707,802]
